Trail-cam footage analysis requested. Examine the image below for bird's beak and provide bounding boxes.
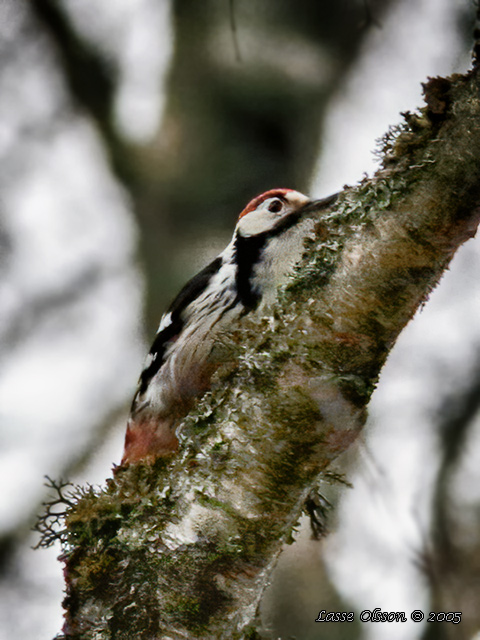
[300,192,339,216]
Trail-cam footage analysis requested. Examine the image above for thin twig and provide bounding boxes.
[229,0,242,63]
[361,0,381,29]
[33,477,74,549]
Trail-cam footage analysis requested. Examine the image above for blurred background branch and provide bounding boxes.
[28,0,133,184]
[421,354,480,640]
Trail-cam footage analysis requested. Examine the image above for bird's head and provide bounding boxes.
[235,188,336,238]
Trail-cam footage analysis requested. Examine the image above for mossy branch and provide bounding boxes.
[47,68,480,639]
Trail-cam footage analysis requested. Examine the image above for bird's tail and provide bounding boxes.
[121,414,179,465]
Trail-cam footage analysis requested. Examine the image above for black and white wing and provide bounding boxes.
[132,256,224,409]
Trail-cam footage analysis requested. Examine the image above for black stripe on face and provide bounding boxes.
[136,256,223,396]
[233,234,265,310]
[233,208,306,310]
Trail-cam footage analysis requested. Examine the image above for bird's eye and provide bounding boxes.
[267,198,283,213]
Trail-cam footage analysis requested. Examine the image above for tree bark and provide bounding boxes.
[49,67,480,639]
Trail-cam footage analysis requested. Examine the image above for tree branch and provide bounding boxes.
[28,0,134,186]
[422,353,480,637]
[48,67,480,639]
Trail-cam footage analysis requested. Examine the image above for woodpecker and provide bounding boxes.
[122,188,337,465]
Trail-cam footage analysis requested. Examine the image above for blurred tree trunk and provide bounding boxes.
[422,359,480,640]
[48,66,480,639]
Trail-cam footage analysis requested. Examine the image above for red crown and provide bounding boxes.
[237,188,294,220]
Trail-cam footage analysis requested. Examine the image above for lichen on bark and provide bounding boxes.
[46,68,480,639]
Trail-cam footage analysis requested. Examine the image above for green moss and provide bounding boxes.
[196,492,241,519]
